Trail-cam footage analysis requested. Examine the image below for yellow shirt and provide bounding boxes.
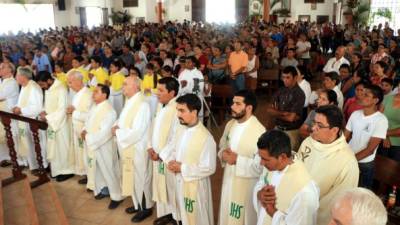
[89,67,109,85]
[142,74,161,96]
[110,72,125,92]
[55,72,67,87]
[68,67,90,84]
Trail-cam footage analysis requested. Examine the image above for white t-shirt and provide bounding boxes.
[323,57,350,74]
[346,110,388,163]
[298,79,311,107]
[333,85,344,109]
[296,41,311,59]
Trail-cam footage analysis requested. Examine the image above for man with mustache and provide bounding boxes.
[167,94,216,225]
[218,90,265,225]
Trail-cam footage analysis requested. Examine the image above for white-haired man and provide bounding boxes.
[67,71,93,184]
[0,62,19,166]
[329,187,387,225]
[112,76,154,222]
[12,67,47,172]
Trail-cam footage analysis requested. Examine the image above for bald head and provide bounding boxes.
[123,75,141,98]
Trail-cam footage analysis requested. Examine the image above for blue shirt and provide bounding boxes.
[33,54,52,73]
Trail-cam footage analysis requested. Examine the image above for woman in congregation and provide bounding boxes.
[381,85,400,162]
[299,89,338,139]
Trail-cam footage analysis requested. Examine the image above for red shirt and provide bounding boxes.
[343,97,363,122]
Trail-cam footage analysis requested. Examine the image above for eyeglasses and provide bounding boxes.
[311,121,331,130]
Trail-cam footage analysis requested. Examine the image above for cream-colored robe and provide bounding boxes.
[44,79,74,177]
[16,80,47,170]
[84,100,122,201]
[295,135,359,225]
[165,122,216,225]
[148,98,180,219]
[71,87,93,175]
[0,77,19,161]
[115,92,153,208]
[253,161,320,225]
[217,116,266,225]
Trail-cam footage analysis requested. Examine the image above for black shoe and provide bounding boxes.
[154,214,175,225]
[0,160,11,167]
[131,208,153,223]
[125,206,139,214]
[56,174,74,182]
[94,193,108,200]
[78,177,87,185]
[108,200,123,209]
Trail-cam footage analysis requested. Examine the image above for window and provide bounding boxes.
[123,0,138,8]
[0,4,55,34]
[371,0,400,34]
[206,0,236,24]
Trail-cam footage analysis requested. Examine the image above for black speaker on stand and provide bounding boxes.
[58,0,66,11]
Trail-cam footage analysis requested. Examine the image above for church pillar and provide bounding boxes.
[263,0,270,22]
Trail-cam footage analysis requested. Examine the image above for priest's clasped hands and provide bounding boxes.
[167,160,181,173]
[257,185,278,217]
[147,148,160,161]
[12,107,21,115]
[39,111,47,121]
[221,148,238,165]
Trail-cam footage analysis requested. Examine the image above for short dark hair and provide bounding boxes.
[325,72,340,85]
[162,65,172,73]
[234,89,258,112]
[375,61,388,72]
[364,84,384,105]
[36,71,53,82]
[74,55,84,62]
[91,55,102,65]
[158,77,179,97]
[381,78,394,86]
[257,130,292,158]
[339,64,350,71]
[129,65,142,78]
[176,94,202,115]
[97,84,110,99]
[282,66,298,77]
[315,105,344,132]
[110,59,122,70]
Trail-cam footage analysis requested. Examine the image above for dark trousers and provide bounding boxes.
[388,146,400,162]
[358,161,375,190]
[230,73,245,94]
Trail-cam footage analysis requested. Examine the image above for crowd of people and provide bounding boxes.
[0,19,399,225]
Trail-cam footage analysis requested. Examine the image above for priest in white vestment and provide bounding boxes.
[0,63,19,166]
[253,130,319,225]
[82,84,123,209]
[147,77,181,224]
[67,71,93,184]
[295,105,359,225]
[218,90,265,225]
[37,71,74,182]
[13,67,47,171]
[167,94,216,225]
[112,76,153,222]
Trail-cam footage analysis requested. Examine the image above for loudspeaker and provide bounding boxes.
[58,0,66,11]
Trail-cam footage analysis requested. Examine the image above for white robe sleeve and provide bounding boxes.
[271,182,319,225]
[0,81,18,101]
[115,103,151,149]
[181,135,216,182]
[20,87,43,118]
[159,117,180,163]
[253,174,266,214]
[86,109,117,150]
[45,89,68,131]
[235,154,263,178]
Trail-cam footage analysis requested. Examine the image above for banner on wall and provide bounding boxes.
[249,0,263,16]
